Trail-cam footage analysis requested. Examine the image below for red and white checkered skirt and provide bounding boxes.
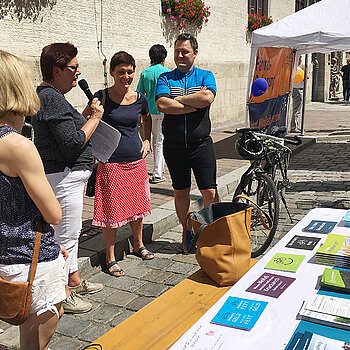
[92,159,151,228]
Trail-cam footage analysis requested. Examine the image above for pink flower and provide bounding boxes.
[175,0,179,2]
[167,8,171,12]
[170,15,175,20]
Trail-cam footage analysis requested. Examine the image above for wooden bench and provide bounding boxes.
[89,260,258,350]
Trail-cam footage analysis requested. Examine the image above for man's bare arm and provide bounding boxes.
[175,89,215,109]
[156,97,196,115]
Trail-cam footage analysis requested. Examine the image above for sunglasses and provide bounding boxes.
[183,33,195,41]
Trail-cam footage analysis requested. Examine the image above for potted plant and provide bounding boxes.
[161,0,211,30]
[247,13,273,34]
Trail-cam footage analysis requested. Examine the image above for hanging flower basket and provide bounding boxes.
[161,0,211,30]
[247,13,273,33]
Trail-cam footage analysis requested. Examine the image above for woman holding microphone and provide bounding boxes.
[32,42,104,313]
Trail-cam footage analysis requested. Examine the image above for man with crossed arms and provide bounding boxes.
[156,33,218,249]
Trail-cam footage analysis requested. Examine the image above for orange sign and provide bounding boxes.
[251,47,294,103]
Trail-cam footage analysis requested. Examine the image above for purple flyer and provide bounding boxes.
[246,272,296,298]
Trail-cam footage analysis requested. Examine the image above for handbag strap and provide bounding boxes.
[92,89,107,167]
[29,220,43,284]
[182,212,199,254]
[234,194,272,230]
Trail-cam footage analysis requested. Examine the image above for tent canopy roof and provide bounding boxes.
[252,0,350,54]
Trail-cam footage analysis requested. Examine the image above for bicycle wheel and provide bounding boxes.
[233,172,280,258]
[273,164,286,199]
[272,152,291,200]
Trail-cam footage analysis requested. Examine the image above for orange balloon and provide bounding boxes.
[295,69,305,83]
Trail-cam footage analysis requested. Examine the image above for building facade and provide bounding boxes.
[0,0,295,128]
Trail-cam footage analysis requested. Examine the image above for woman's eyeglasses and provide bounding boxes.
[65,65,80,72]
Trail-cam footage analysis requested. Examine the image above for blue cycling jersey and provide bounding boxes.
[156,66,216,147]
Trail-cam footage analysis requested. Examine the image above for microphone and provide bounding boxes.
[78,79,94,102]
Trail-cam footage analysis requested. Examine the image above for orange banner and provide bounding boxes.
[251,47,294,103]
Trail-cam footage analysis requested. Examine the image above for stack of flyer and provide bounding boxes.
[315,233,350,268]
[285,330,350,350]
[319,268,350,294]
[299,294,350,331]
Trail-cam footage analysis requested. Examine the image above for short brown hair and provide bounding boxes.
[0,50,40,118]
[175,33,198,52]
[110,51,136,71]
[40,42,78,81]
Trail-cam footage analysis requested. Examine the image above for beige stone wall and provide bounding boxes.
[269,0,295,21]
[0,0,294,128]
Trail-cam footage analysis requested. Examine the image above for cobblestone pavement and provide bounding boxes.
[1,138,349,349]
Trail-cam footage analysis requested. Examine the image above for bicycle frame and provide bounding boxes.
[234,127,302,256]
[236,129,297,223]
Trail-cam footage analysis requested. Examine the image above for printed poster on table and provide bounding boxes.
[246,272,295,298]
[264,252,305,272]
[210,296,268,330]
[249,47,294,133]
[303,220,337,234]
[286,235,321,251]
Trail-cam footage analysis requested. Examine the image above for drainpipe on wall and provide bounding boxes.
[300,54,309,136]
[311,53,319,101]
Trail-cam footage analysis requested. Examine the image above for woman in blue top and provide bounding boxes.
[0,51,65,349]
[83,51,154,278]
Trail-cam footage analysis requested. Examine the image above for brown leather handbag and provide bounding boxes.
[183,195,271,286]
[0,221,42,325]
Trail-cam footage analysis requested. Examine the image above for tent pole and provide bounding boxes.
[246,47,258,127]
[300,53,308,136]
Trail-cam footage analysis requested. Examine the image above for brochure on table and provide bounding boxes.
[169,208,350,350]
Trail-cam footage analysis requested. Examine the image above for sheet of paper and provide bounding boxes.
[246,272,295,298]
[210,296,268,330]
[303,220,337,234]
[286,235,321,250]
[89,120,121,163]
[304,294,350,319]
[264,252,306,272]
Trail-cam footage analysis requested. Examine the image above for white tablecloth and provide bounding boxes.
[170,208,350,350]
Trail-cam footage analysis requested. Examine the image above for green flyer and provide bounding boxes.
[265,253,306,272]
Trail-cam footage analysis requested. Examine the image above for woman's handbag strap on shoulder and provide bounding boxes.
[29,220,42,284]
[234,194,272,230]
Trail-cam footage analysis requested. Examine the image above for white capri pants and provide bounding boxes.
[0,254,66,317]
[46,167,91,281]
[152,114,165,179]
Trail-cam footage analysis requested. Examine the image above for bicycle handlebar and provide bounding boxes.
[236,128,303,146]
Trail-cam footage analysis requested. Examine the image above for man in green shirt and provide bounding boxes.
[137,44,170,183]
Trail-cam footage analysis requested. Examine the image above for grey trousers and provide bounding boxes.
[291,88,303,130]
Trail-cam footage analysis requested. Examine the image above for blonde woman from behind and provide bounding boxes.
[0,50,66,350]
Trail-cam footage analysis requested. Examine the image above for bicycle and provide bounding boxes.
[233,126,302,258]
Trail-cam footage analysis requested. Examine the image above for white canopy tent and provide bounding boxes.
[247,0,350,132]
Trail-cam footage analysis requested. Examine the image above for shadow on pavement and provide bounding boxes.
[214,134,241,160]
[290,142,350,172]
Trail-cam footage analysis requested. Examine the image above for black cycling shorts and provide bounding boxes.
[163,139,217,191]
